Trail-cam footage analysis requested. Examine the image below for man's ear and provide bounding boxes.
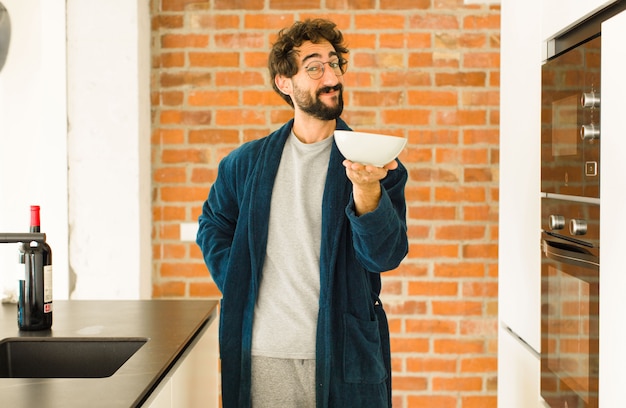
[275,75,292,96]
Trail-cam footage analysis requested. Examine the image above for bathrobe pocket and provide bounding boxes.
[343,313,388,384]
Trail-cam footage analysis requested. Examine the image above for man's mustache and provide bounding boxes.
[317,84,343,96]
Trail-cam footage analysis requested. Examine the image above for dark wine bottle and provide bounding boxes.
[18,205,53,330]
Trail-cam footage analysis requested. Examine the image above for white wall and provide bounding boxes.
[0,0,151,301]
[0,0,68,299]
[66,0,151,299]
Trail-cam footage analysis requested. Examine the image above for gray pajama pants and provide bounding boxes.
[250,356,316,408]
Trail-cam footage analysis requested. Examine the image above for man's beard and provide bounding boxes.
[293,83,344,121]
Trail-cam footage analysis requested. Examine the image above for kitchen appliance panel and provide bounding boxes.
[541,36,601,199]
[541,198,599,408]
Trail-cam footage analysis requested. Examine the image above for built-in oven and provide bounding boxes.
[541,34,600,199]
[541,197,599,408]
[539,3,626,406]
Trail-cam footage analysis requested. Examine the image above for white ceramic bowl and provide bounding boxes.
[334,130,407,167]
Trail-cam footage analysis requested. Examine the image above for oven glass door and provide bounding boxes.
[541,35,601,198]
[541,235,599,408]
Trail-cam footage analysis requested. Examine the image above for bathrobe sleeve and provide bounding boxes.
[344,160,408,273]
[196,155,241,292]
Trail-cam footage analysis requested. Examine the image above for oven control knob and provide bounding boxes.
[580,124,600,141]
[549,215,565,230]
[569,219,588,236]
[581,92,600,108]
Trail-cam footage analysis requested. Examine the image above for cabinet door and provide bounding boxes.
[599,8,626,408]
[497,326,542,408]
[144,315,219,408]
[499,0,542,352]
[542,0,618,40]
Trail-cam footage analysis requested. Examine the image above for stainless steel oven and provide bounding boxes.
[541,197,599,408]
[539,3,626,406]
[541,35,600,199]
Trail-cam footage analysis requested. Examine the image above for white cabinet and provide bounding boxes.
[599,9,626,407]
[542,0,618,41]
[144,316,219,408]
[497,326,543,408]
[499,0,542,353]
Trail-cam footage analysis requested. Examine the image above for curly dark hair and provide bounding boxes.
[268,19,349,107]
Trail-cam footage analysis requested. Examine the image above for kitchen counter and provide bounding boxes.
[0,299,218,408]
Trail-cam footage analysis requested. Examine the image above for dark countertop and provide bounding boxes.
[0,299,218,408]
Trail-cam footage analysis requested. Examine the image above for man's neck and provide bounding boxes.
[291,112,336,144]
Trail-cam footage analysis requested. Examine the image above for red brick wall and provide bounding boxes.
[150,1,500,407]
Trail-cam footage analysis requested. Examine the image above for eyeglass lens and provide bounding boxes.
[305,60,347,80]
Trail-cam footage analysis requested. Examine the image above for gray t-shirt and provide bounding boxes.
[251,131,333,359]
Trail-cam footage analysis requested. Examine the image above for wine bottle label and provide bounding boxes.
[44,264,53,307]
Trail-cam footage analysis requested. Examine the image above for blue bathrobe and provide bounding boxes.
[196,118,408,408]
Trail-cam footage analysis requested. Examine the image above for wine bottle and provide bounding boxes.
[18,205,53,330]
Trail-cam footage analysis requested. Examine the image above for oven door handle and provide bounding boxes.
[542,239,599,271]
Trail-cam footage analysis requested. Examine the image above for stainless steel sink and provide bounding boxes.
[0,337,148,378]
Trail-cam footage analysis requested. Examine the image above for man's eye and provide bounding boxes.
[329,62,340,69]
[307,66,321,72]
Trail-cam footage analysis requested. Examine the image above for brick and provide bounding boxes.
[381,0,430,10]
[408,90,457,106]
[433,376,483,391]
[188,90,239,106]
[160,186,210,202]
[189,14,239,30]
[243,90,285,106]
[161,148,207,164]
[406,319,457,334]
[382,110,431,125]
[153,167,187,183]
[407,396,456,408]
[151,128,185,144]
[380,33,431,49]
[214,0,263,10]
[408,281,458,296]
[189,52,239,68]
[391,337,430,353]
[408,243,459,259]
[160,52,185,68]
[434,225,486,240]
[327,0,376,9]
[152,281,186,297]
[434,262,485,278]
[463,14,500,30]
[161,34,209,48]
[244,14,294,29]
[435,72,486,87]
[410,13,460,29]
[407,357,457,373]
[354,14,405,30]
[392,375,428,391]
[189,129,240,144]
[461,395,497,408]
[161,0,208,12]
[152,15,184,30]
[189,281,222,297]
[460,356,497,372]
[214,33,266,49]
[160,262,209,277]
[153,205,187,222]
[432,300,483,316]
[434,338,484,354]
[268,0,320,9]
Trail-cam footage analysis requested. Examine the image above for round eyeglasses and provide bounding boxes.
[304,58,348,80]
